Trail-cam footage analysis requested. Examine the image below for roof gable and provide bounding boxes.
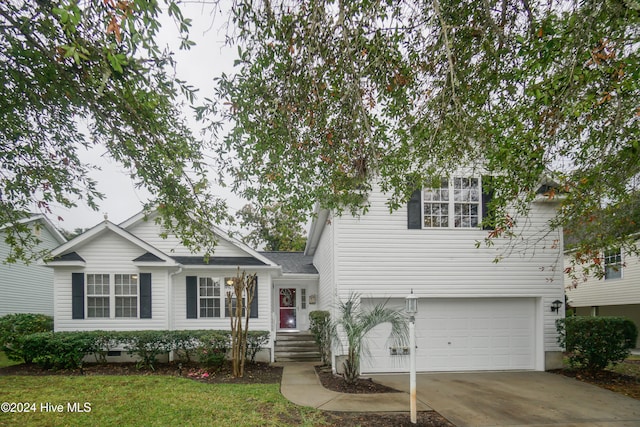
[119,210,278,267]
[46,220,176,266]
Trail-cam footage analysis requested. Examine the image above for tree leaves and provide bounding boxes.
[0,1,224,261]
[207,0,640,267]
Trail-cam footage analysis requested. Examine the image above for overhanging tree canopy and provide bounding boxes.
[204,0,639,268]
[1,0,228,261]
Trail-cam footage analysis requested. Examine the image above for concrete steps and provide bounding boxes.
[275,332,321,362]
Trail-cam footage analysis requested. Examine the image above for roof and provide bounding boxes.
[171,256,267,266]
[260,252,318,274]
[1,214,67,245]
[119,209,278,268]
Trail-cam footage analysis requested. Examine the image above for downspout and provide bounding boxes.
[167,266,183,362]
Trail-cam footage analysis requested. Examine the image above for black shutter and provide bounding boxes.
[71,273,85,319]
[186,276,198,319]
[407,189,422,229]
[481,175,495,230]
[139,273,152,319]
[250,277,258,319]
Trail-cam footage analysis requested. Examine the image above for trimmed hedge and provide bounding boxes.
[0,313,53,362]
[15,329,270,370]
[556,316,638,373]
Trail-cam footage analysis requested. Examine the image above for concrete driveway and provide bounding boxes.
[369,371,640,426]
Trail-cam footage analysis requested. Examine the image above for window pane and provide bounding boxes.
[604,250,622,279]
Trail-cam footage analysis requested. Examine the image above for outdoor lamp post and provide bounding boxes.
[405,290,418,424]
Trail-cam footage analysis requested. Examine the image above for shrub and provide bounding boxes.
[87,331,119,364]
[171,330,207,362]
[557,316,638,373]
[20,332,93,369]
[121,331,173,370]
[309,310,332,365]
[245,331,269,363]
[197,331,230,369]
[0,313,53,362]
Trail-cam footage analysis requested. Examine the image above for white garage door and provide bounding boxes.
[360,298,536,373]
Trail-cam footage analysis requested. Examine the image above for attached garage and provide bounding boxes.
[360,298,538,373]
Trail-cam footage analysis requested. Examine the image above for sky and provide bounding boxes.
[49,2,245,232]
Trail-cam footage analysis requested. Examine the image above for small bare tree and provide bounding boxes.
[226,268,257,378]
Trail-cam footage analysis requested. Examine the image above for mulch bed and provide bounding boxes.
[315,365,400,393]
[0,361,283,385]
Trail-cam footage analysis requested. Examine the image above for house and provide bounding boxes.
[305,177,565,373]
[0,214,67,316]
[45,211,321,361]
[45,174,565,372]
[565,239,640,347]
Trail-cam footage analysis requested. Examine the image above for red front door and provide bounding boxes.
[279,288,297,329]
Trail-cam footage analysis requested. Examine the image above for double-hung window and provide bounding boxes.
[199,277,221,318]
[604,249,622,280]
[87,273,139,318]
[87,274,110,318]
[423,177,480,228]
[115,274,138,318]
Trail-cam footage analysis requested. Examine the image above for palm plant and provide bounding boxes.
[332,294,408,384]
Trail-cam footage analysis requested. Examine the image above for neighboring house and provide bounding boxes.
[45,174,564,373]
[0,214,67,316]
[565,240,640,347]
[305,177,565,373]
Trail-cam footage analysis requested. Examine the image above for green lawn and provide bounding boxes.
[0,376,328,427]
[0,351,22,368]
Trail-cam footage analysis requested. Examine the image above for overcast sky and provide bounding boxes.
[50,2,245,232]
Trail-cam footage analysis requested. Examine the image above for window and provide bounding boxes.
[604,250,622,280]
[301,288,307,310]
[87,274,110,318]
[199,277,221,318]
[423,177,480,228]
[115,274,138,318]
[224,277,247,317]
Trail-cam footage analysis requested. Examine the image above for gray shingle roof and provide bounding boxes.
[171,256,267,266]
[259,252,318,274]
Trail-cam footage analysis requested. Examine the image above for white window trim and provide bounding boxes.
[198,277,222,318]
[421,176,483,229]
[603,249,623,280]
[86,273,140,319]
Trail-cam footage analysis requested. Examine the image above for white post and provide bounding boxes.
[409,314,417,424]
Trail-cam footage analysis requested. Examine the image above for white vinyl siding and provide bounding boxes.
[566,245,640,307]
[53,231,168,331]
[125,219,251,257]
[312,213,336,313]
[0,221,62,316]
[320,182,564,366]
[173,271,272,332]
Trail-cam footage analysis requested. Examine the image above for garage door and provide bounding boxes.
[360,298,536,373]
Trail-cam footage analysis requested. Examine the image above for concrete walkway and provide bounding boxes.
[280,362,640,426]
[279,362,431,412]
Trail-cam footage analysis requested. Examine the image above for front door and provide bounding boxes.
[279,288,297,329]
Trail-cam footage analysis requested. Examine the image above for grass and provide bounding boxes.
[0,376,328,427]
[0,351,22,368]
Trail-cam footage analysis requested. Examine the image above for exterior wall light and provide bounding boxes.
[551,299,563,313]
[405,290,418,424]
